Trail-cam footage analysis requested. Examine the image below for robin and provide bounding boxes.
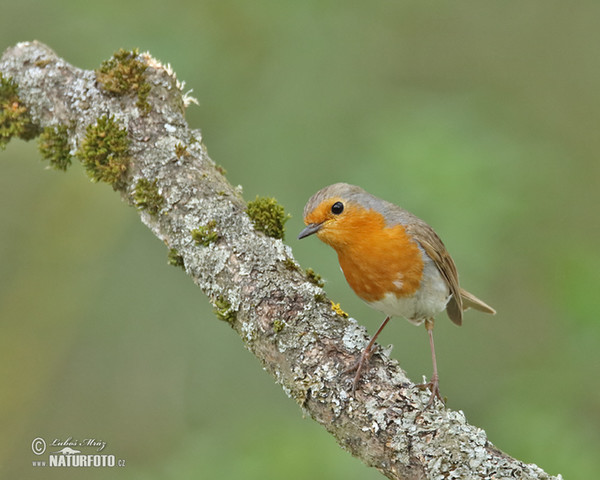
[298,183,495,405]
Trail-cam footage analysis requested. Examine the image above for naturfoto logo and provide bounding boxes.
[31,436,126,468]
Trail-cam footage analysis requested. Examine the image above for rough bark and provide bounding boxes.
[0,42,562,480]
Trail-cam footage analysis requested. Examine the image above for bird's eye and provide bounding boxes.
[331,201,344,215]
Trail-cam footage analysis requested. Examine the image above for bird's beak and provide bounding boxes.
[298,222,322,239]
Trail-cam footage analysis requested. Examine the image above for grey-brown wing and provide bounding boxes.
[405,221,463,326]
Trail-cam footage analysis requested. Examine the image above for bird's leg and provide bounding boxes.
[344,316,390,395]
[416,318,444,407]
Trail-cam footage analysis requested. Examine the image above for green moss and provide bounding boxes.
[213,295,236,324]
[305,268,325,288]
[167,248,184,269]
[34,59,52,68]
[283,257,301,272]
[76,115,130,189]
[246,196,290,240]
[273,319,285,333]
[134,178,164,215]
[215,164,227,176]
[38,124,72,171]
[96,48,151,113]
[192,220,218,246]
[314,293,327,303]
[174,143,188,159]
[136,83,151,113]
[0,73,39,149]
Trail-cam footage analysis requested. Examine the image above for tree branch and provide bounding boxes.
[1,41,562,480]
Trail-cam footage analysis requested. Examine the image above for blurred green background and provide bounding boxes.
[1,1,599,479]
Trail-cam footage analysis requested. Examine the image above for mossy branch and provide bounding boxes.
[0,42,562,480]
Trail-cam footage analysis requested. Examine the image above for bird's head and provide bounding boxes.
[298,183,388,250]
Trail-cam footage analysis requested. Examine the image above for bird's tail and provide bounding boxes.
[459,288,496,314]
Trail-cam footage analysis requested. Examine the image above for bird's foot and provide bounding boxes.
[342,345,377,395]
[416,374,445,408]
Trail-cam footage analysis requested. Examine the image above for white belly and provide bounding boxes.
[366,257,450,325]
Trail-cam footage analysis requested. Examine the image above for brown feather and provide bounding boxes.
[459,288,496,314]
[405,221,463,326]
[445,296,463,325]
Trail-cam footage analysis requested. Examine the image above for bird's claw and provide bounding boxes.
[342,345,378,395]
[416,375,445,408]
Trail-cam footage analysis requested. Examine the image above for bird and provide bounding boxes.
[298,183,495,406]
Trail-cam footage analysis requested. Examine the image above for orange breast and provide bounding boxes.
[320,207,424,303]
